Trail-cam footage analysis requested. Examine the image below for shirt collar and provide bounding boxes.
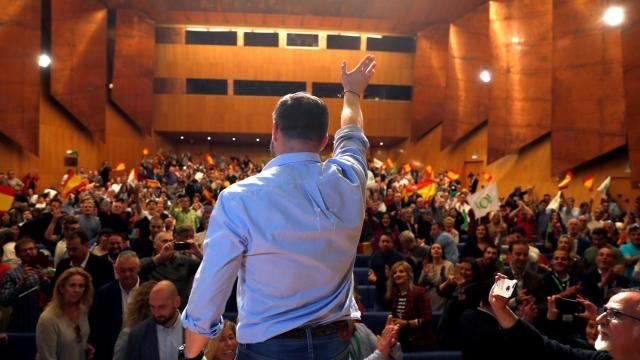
[119,277,140,294]
[263,152,321,171]
[72,251,91,268]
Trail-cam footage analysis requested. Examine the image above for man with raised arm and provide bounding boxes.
[180,55,377,360]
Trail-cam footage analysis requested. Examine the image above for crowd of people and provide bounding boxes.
[0,147,639,359]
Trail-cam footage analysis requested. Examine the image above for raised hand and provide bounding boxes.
[341,54,376,96]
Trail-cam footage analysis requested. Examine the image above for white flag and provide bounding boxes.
[467,182,499,218]
[372,158,384,168]
[547,191,563,211]
[597,176,611,199]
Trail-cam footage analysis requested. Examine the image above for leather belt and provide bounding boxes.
[274,320,348,339]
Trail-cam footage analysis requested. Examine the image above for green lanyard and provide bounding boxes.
[348,332,362,360]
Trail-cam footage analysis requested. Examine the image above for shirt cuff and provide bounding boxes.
[181,312,224,338]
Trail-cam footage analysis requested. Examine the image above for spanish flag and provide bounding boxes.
[386,158,397,174]
[115,162,126,171]
[146,179,161,188]
[202,188,214,204]
[582,175,594,192]
[402,163,413,173]
[446,169,460,181]
[416,179,437,201]
[558,171,573,190]
[61,172,88,200]
[205,154,214,167]
[482,172,493,183]
[425,165,433,179]
[0,185,16,212]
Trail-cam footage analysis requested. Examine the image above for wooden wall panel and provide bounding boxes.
[622,1,640,188]
[488,0,552,163]
[51,0,107,141]
[111,9,155,134]
[441,3,490,149]
[412,24,449,139]
[551,0,626,175]
[155,44,414,85]
[0,0,40,154]
[153,95,411,138]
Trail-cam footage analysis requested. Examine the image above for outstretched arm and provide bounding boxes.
[340,54,376,129]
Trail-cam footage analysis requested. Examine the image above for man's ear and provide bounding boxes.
[271,122,279,143]
[318,134,329,152]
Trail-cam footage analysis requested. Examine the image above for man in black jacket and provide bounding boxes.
[53,229,114,293]
[90,250,140,360]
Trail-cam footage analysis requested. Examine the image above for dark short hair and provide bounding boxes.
[68,229,90,245]
[591,227,608,237]
[15,237,36,253]
[509,239,529,253]
[174,224,195,240]
[272,92,329,146]
[628,224,640,233]
[509,226,526,237]
[99,228,114,237]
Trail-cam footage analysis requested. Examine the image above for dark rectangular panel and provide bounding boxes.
[551,0,626,174]
[286,33,319,47]
[312,83,343,98]
[364,85,412,101]
[111,9,155,134]
[154,78,185,94]
[244,32,279,47]
[52,0,107,141]
[327,34,360,50]
[156,26,183,44]
[0,0,40,154]
[186,79,228,95]
[366,35,415,53]
[186,30,237,45]
[441,3,490,149]
[234,80,306,96]
[487,0,552,164]
[412,24,449,139]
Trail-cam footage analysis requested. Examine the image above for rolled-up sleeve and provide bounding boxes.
[181,190,248,337]
[328,125,369,191]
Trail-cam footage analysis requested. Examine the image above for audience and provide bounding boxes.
[418,243,454,311]
[203,320,238,360]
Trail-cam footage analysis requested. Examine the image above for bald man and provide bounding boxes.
[490,273,640,360]
[125,281,183,360]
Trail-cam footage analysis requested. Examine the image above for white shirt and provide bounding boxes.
[54,239,67,267]
[157,312,183,360]
[119,278,140,316]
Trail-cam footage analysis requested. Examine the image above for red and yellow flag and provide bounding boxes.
[61,172,88,200]
[582,175,594,192]
[402,163,413,173]
[115,162,126,171]
[205,154,214,167]
[416,179,437,201]
[145,179,161,188]
[0,185,16,212]
[202,188,214,204]
[446,169,460,181]
[482,172,493,183]
[558,171,574,190]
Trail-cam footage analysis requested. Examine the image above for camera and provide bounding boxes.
[173,242,191,251]
[555,298,585,314]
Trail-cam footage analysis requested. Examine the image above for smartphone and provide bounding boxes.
[556,298,585,314]
[173,242,191,251]
[28,252,50,269]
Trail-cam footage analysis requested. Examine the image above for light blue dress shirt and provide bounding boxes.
[182,125,369,343]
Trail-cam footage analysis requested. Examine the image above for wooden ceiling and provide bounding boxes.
[102,0,486,34]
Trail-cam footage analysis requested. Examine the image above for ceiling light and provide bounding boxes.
[38,54,51,68]
[256,138,260,142]
[479,70,492,83]
[603,6,624,26]
[511,36,521,44]
[108,83,114,89]
[232,137,236,141]
[379,142,384,146]
[207,136,211,141]
[180,136,184,140]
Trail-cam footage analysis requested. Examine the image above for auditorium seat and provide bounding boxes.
[457,243,466,256]
[353,267,370,286]
[355,254,371,268]
[4,333,37,360]
[357,285,377,310]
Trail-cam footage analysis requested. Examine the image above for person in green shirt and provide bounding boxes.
[171,193,200,232]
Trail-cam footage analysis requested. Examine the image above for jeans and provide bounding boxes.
[236,331,349,360]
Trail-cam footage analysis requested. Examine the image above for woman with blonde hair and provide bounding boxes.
[36,268,94,360]
[204,320,238,360]
[112,280,158,360]
[386,261,436,352]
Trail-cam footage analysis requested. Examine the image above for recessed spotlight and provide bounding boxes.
[232,137,236,141]
[379,142,384,146]
[207,136,211,141]
[38,54,51,68]
[603,6,624,26]
[108,83,114,89]
[180,136,184,140]
[256,138,260,142]
[479,70,492,83]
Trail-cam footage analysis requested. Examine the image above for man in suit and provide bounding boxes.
[126,281,183,360]
[90,250,141,360]
[53,229,114,293]
[503,239,545,316]
[582,247,629,307]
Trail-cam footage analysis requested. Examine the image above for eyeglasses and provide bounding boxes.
[602,306,640,323]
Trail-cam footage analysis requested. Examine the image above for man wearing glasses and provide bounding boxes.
[490,273,640,360]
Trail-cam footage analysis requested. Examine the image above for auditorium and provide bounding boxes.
[1,1,640,359]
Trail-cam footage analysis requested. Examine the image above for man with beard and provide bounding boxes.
[125,281,182,360]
